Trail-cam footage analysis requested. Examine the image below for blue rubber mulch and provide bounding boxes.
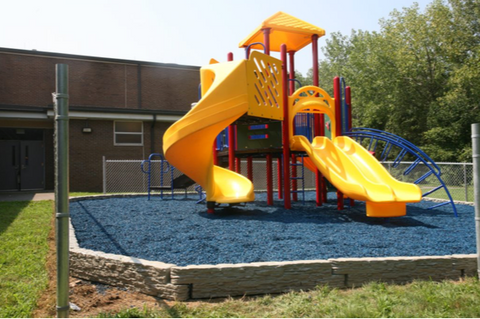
[69,192,475,266]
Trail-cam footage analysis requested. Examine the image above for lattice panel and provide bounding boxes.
[246,51,284,120]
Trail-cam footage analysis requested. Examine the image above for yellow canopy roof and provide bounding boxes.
[239,12,325,52]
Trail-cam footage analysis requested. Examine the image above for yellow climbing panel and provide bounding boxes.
[246,51,284,120]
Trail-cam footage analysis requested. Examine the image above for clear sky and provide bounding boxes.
[1,0,433,75]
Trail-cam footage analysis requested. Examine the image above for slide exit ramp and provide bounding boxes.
[345,127,458,216]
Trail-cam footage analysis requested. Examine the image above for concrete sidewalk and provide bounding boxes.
[0,191,55,202]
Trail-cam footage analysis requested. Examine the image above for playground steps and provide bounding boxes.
[290,156,306,203]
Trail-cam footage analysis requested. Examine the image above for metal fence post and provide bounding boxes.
[464,163,468,202]
[472,123,480,277]
[103,156,106,194]
[54,64,69,318]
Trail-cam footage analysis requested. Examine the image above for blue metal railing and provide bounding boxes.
[141,153,205,202]
[195,185,206,204]
[245,42,267,59]
[141,153,171,200]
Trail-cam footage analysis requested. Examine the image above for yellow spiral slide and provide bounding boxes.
[164,51,283,206]
[163,59,255,204]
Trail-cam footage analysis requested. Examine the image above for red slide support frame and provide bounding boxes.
[333,76,344,210]
[281,44,291,209]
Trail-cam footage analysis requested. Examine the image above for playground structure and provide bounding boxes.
[162,12,455,218]
[65,12,472,307]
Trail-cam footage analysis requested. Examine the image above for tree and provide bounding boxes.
[303,0,480,162]
[423,0,480,161]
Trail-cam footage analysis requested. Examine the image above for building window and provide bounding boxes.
[114,121,143,146]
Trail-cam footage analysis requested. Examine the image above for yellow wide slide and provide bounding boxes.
[290,135,422,217]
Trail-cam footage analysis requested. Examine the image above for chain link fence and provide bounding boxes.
[104,159,198,196]
[103,157,474,203]
[382,161,473,203]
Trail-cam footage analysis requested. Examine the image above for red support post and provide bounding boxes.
[312,35,319,86]
[263,28,271,55]
[334,77,343,143]
[312,34,324,206]
[281,44,291,209]
[314,151,325,203]
[277,157,283,199]
[266,154,273,205]
[207,201,215,214]
[228,129,235,171]
[288,50,297,201]
[288,51,296,95]
[334,76,344,210]
[247,157,253,181]
[346,86,352,132]
[227,52,235,171]
[236,157,242,174]
[346,86,355,207]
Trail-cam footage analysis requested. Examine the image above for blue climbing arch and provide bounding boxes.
[345,128,458,217]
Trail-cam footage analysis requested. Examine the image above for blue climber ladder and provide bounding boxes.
[195,185,206,204]
[345,128,458,217]
[141,153,170,200]
[292,108,314,205]
[141,153,201,201]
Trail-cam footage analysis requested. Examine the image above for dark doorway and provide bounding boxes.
[0,128,45,191]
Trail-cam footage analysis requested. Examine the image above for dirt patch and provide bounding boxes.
[33,216,175,318]
[34,277,175,318]
[70,279,171,318]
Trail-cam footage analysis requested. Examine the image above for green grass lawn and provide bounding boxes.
[98,279,480,318]
[0,200,53,318]
[419,184,474,202]
[70,192,103,197]
[1,197,480,318]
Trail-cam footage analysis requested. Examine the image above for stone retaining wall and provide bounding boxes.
[69,217,477,301]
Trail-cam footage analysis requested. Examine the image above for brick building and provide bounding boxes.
[0,47,199,192]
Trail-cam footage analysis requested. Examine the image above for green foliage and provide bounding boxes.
[303,0,480,162]
[0,200,53,318]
